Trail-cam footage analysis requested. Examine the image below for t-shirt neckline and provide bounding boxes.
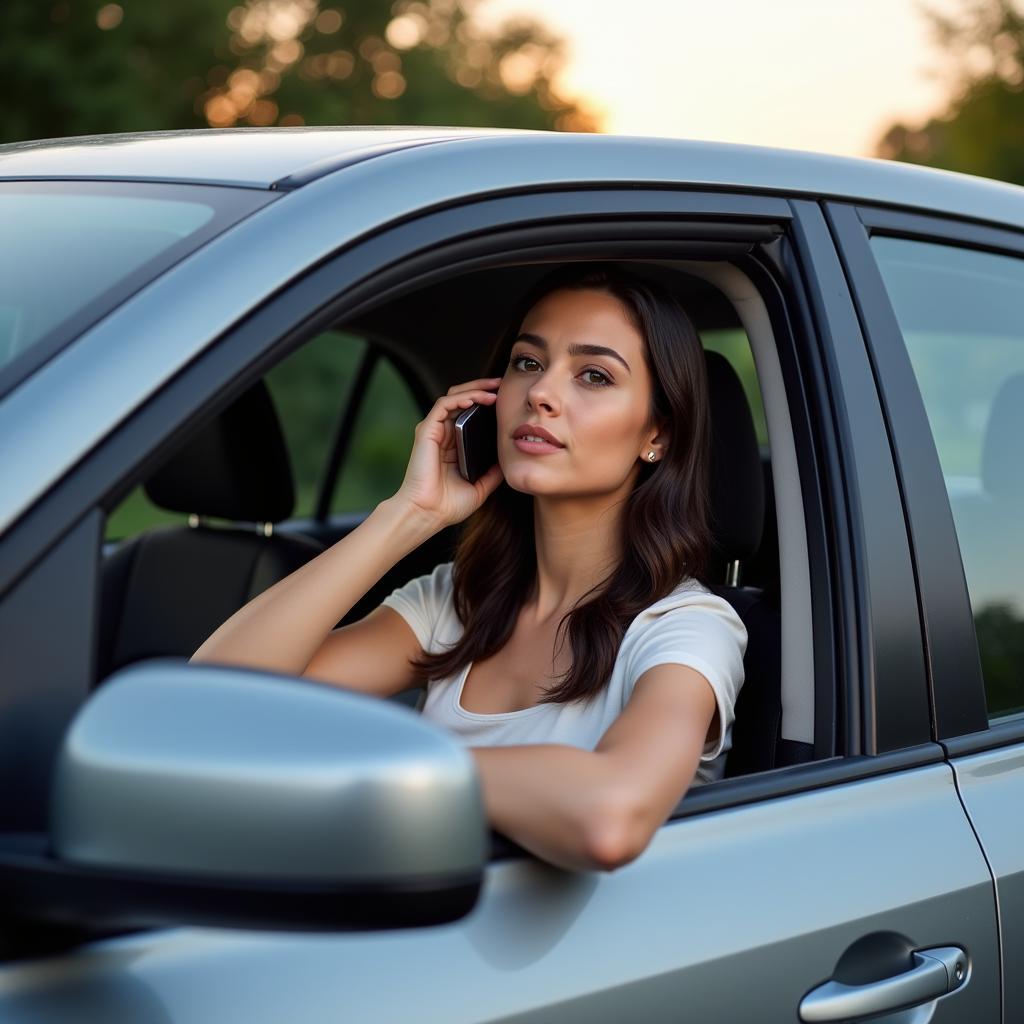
[452,660,551,721]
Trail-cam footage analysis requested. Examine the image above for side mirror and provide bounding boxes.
[0,660,486,934]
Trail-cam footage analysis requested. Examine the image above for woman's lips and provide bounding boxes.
[513,437,565,454]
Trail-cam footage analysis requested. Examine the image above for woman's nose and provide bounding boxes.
[526,372,559,413]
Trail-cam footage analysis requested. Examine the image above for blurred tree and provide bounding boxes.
[1,0,598,143]
[875,0,1024,183]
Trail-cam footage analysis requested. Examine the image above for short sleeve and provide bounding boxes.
[378,561,454,653]
[624,592,747,762]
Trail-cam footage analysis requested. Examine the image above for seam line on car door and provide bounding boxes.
[942,745,1006,1023]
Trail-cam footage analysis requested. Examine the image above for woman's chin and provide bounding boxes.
[501,466,557,495]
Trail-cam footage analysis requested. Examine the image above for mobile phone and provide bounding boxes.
[454,401,498,483]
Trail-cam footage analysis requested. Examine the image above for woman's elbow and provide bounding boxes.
[580,792,652,872]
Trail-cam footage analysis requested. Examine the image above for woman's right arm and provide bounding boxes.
[189,378,504,698]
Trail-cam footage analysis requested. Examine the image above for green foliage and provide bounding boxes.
[974,601,1024,715]
[2,0,597,143]
[1,1,236,139]
[875,0,1024,183]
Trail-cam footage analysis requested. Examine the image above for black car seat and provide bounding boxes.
[702,351,786,777]
[97,381,325,683]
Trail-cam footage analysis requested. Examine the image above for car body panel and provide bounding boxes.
[950,747,1024,1023]
[0,127,505,188]
[0,765,998,1023]
[0,128,1016,1021]
[3,127,1023,223]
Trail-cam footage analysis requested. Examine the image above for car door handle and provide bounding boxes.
[799,945,967,1022]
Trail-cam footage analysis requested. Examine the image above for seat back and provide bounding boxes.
[97,381,324,682]
[702,351,786,777]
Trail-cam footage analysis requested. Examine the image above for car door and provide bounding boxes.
[829,199,1024,1024]
[0,161,1000,1021]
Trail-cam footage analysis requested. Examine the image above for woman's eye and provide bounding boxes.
[509,355,610,386]
[581,368,612,387]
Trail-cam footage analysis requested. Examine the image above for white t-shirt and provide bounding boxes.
[381,562,747,785]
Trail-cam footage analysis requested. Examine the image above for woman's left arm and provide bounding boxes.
[470,664,718,872]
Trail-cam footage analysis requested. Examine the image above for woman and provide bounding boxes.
[191,263,747,873]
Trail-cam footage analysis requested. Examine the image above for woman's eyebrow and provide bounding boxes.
[514,332,631,373]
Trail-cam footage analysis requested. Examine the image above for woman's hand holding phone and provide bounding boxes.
[390,378,504,530]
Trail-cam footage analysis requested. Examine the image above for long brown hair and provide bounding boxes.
[413,263,713,703]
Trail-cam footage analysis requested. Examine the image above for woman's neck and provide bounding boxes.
[527,494,626,622]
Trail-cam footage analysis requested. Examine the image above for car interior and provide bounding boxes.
[97,257,817,787]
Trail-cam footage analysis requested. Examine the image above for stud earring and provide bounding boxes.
[647,451,656,462]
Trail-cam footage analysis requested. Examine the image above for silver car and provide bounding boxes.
[0,127,1021,1022]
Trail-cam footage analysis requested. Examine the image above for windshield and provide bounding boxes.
[0,181,272,399]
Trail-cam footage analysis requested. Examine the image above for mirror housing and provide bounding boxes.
[0,660,486,933]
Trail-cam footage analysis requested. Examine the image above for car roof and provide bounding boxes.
[3,125,1024,229]
[0,127,527,189]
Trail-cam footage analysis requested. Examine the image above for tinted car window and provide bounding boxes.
[0,181,269,399]
[871,235,1024,718]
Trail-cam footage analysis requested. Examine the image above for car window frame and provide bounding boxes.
[826,200,1024,751]
[790,199,933,755]
[0,186,939,840]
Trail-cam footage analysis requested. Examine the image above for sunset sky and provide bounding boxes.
[479,0,967,158]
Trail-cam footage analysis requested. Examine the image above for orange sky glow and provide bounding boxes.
[479,0,967,158]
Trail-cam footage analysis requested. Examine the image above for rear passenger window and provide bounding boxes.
[264,329,367,518]
[105,330,421,542]
[266,330,421,516]
[332,356,421,513]
[871,236,1024,719]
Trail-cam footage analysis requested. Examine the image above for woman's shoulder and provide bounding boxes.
[637,576,732,613]
[380,560,454,612]
[618,577,749,701]
[378,561,458,652]
[399,560,454,600]
[626,577,748,641]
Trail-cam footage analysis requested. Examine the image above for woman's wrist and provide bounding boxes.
[372,496,445,551]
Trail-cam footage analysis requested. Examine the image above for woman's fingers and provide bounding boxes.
[421,388,498,432]
[446,377,502,396]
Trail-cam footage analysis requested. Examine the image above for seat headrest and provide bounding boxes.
[145,380,295,523]
[982,371,1024,502]
[705,349,765,563]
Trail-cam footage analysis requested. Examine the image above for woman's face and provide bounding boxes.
[495,286,664,498]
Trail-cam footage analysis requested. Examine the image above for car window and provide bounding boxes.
[871,235,1024,719]
[265,329,420,515]
[332,356,420,513]
[263,329,367,518]
[0,181,267,400]
[104,329,421,541]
